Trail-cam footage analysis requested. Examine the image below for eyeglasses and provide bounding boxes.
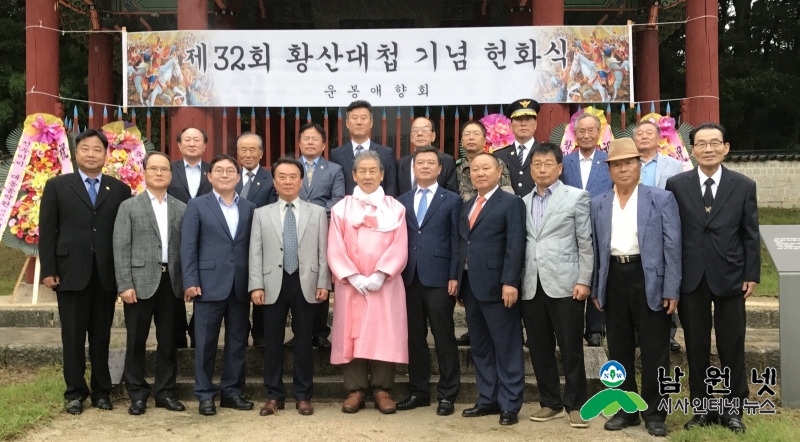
[145,166,170,174]
[410,127,432,133]
[301,137,322,142]
[461,131,483,137]
[211,168,238,176]
[693,141,725,150]
[576,129,598,136]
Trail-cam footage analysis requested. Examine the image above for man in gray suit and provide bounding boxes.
[113,152,187,415]
[590,138,681,437]
[521,143,593,428]
[634,120,684,352]
[250,157,331,417]
[285,123,344,351]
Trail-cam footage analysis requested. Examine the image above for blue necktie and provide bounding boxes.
[283,203,298,274]
[85,177,98,206]
[417,188,429,226]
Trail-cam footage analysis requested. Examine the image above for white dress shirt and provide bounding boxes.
[352,139,372,156]
[242,166,260,185]
[610,186,640,256]
[147,190,169,262]
[414,182,439,218]
[514,138,536,166]
[278,197,301,235]
[213,190,240,238]
[579,150,595,190]
[184,160,202,198]
[698,166,723,198]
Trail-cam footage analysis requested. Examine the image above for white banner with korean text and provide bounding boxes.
[123,25,632,107]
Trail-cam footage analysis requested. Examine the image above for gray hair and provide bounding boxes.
[573,113,601,132]
[236,132,263,151]
[353,150,383,172]
[635,120,661,138]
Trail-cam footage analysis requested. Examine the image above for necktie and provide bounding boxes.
[85,177,98,206]
[417,188,429,225]
[355,144,365,156]
[469,196,486,229]
[305,161,315,184]
[241,171,254,199]
[283,202,298,274]
[703,178,714,216]
[518,144,526,167]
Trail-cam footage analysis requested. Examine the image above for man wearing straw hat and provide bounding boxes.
[590,138,681,437]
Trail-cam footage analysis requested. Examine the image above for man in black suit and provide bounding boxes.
[457,153,526,426]
[665,123,760,435]
[234,132,277,347]
[329,100,397,196]
[396,117,458,194]
[40,129,132,415]
[167,127,212,348]
[492,98,541,196]
[396,146,462,416]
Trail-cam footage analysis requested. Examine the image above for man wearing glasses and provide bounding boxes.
[396,117,458,195]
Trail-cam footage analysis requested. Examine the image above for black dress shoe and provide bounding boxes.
[437,400,455,416]
[128,400,146,415]
[684,413,719,430]
[313,336,332,349]
[670,338,682,352]
[65,399,83,415]
[645,421,668,437]
[284,337,295,348]
[220,395,254,410]
[155,397,186,411]
[586,333,602,347]
[396,395,431,411]
[199,399,216,416]
[720,417,746,434]
[462,404,501,417]
[499,411,519,425]
[252,337,265,347]
[455,332,470,346]
[604,414,641,430]
[92,398,114,410]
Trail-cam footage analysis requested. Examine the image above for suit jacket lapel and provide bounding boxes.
[398,157,412,193]
[683,168,707,220]
[167,195,182,238]
[585,150,601,191]
[598,192,613,254]
[203,194,233,240]
[460,195,474,239]
[637,185,653,247]
[269,203,283,244]
[402,194,419,230]
[343,142,356,168]
[245,167,268,201]
[567,154,583,189]
[199,162,210,193]
[70,174,95,209]
[419,187,446,228]
[94,177,111,208]
[297,201,310,243]
[655,155,667,186]
[137,192,161,240]
[538,184,567,235]
[305,158,326,194]
[175,161,190,194]
[706,166,736,226]
[522,193,537,239]
[233,201,249,241]
[472,191,501,230]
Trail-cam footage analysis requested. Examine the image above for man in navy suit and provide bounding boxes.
[395,146,462,416]
[492,98,541,196]
[457,153,526,426]
[590,138,681,437]
[181,154,257,416]
[329,100,397,196]
[559,113,613,347]
[234,132,277,347]
[167,127,213,349]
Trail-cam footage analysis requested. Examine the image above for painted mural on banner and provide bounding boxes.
[123,25,632,107]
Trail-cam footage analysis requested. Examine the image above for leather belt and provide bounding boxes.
[611,254,641,264]
[161,263,169,273]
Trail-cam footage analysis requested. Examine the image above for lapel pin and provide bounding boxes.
[256,182,260,185]
[105,186,110,190]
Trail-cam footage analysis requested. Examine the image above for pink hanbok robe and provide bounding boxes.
[327,195,409,365]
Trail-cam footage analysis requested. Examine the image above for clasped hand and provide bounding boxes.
[348,272,386,295]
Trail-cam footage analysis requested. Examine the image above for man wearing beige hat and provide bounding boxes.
[589,138,681,437]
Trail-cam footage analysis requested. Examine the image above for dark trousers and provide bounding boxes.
[123,270,179,401]
[406,272,459,402]
[461,272,524,413]
[263,271,317,401]
[193,289,250,401]
[585,296,605,336]
[678,276,748,418]
[313,298,331,339]
[173,299,189,347]
[251,304,264,341]
[605,260,671,423]
[56,259,116,402]
[341,359,396,393]
[522,280,588,412]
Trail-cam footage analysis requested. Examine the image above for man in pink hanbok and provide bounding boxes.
[327,151,409,415]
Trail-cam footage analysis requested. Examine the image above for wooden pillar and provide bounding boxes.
[684,0,720,124]
[634,28,660,105]
[88,33,114,129]
[171,0,210,161]
[532,1,569,141]
[26,0,61,118]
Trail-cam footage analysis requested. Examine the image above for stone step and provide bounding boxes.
[133,375,608,403]
[0,298,781,329]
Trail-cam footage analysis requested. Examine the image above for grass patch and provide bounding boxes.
[0,365,63,440]
[755,208,800,297]
[0,244,25,296]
